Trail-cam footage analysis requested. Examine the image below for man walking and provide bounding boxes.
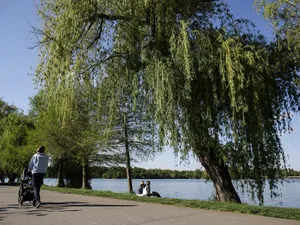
[28,146,49,208]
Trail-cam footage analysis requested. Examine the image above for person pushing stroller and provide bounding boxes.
[28,146,49,208]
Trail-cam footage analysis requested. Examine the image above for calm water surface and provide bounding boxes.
[44,178,300,208]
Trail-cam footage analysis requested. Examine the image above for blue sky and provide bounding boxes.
[0,0,299,170]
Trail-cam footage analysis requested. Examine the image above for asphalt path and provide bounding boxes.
[0,186,299,225]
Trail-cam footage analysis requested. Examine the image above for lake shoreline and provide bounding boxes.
[43,178,300,209]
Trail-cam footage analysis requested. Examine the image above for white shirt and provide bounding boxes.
[142,187,148,195]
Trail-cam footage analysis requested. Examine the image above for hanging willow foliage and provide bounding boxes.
[35,0,300,203]
[255,0,300,57]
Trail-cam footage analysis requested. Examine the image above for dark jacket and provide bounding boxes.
[137,186,143,194]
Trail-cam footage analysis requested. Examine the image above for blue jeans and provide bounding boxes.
[32,173,45,203]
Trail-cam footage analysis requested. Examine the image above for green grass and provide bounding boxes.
[42,185,300,221]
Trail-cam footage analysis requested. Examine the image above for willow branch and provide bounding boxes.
[285,1,300,12]
[81,52,127,75]
[87,19,104,50]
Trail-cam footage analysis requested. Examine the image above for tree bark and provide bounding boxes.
[196,149,241,203]
[124,114,133,193]
[57,159,65,187]
[82,162,92,189]
[0,170,5,183]
[125,149,133,193]
[82,162,86,189]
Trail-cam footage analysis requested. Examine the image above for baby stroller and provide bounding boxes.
[18,167,34,206]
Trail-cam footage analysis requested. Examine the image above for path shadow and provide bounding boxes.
[25,201,137,217]
[0,205,20,214]
[0,204,83,218]
[0,208,8,213]
[1,201,137,211]
[43,201,138,208]
[42,201,89,205]
[0,207,11,221]
[0,201,138,219]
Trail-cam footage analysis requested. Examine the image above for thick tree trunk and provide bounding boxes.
[124,114,133,193]
[64,162,82,188]
[57,159,65,187]
[197,150,241,203]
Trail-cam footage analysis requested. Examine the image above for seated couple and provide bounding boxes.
[136,180,161,197]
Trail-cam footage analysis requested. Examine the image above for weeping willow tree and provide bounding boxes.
[256,0,300,56]
[35,0,300,203]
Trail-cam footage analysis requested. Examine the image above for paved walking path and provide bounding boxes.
[0,186,299,225]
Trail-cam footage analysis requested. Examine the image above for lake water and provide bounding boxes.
[44,178,300,208]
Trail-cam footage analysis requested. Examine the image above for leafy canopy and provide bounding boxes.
[35,0,300,202]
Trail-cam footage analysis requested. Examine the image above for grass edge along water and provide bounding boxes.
[42,185,300,221]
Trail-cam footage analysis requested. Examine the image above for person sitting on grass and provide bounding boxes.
[145,180,161,198]
[137,180,161,198]
[145,180,151,195]
[137,181,145,195]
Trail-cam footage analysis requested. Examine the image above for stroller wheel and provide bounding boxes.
[18,196,23,206]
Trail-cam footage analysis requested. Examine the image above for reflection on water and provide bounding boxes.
[43,178,300,208]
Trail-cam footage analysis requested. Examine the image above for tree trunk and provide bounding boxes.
[57,159,65,187]
[82,162,86,189]
[124,114,133,193]
[82,162,92,189]
[197,149,241,203]
[125,148,133,193]
[64,162,82,188]
[0,170,5,183]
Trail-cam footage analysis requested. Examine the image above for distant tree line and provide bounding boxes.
[46,166,300,180]
[47,166,205,179]
[285,169,300,177]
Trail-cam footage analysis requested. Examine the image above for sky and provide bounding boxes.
[0,0,299,171]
